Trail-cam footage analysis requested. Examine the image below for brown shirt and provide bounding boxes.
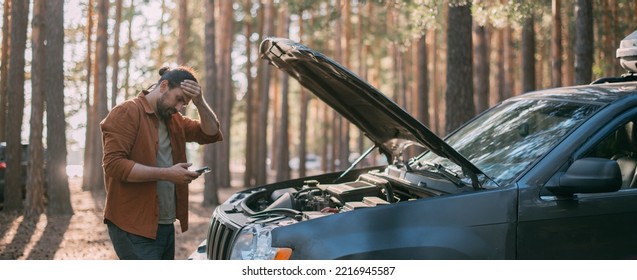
[101,91,222,239]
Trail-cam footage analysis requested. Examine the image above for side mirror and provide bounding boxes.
[546,158,622,194]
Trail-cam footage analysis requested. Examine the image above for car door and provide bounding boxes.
[517,110,637,259]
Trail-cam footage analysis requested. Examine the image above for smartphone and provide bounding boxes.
[194,166,211,174]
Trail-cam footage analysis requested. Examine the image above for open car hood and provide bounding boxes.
[259,38,485,181]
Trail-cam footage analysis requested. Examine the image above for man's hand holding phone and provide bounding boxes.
[194,166,211,174]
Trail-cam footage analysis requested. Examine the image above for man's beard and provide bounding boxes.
[156,95,177,121]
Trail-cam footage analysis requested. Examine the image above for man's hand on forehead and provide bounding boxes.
[180,80,202,102]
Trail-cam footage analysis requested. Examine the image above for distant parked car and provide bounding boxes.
[289,154,322,170]
[0,142,29,205]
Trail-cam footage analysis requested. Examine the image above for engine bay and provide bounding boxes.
[240,171,438,222]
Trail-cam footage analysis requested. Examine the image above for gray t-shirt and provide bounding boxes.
[156,120,176,224]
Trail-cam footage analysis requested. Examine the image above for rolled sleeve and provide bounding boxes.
[101,104,140,181]
[180,115,224,144]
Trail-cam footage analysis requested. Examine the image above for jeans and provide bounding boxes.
[106,220,175,260]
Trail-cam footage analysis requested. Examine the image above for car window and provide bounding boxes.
[584,125,625,159]
[583,119,637,189]
[419,99,599,185]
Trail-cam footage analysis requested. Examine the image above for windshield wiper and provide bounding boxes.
[419,162,466,188]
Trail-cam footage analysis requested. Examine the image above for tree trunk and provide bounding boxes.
[431,27,441,135]
[574,0,593,85]
[45,0,73,215]
[445,3,474,134]
[357,2,369,163]
[26,0,46,217]
[492,27,504,104]
[156,0,167,70]
[275,3,291,181]
[0,0,10,142]
[330,0,342,172]
[256,0,274,184]
[503,26,514,97]
[82,0,94,191]
[123,0,135,100]
[4,0,30,212]
[210,0,222,190]
[609,0,619,76]
[213,0,233,188]
[473,24,489,113]
[537,25,546,88]
[298,8,308,177]
[416,35,429,126]
[599,0,613,77]
[243,0,257,186]
[552,0,563,87]
[202,0,219,206]
[110,0,123,109]
[317,6,330,172]
[87,0,109,192]
[339,0,350,170]
[605,0,617,76]
[521,14,536,93]
[439,5,449,135]
[562,2,574,86]
[178,0,189,65]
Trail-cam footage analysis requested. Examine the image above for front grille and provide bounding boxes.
[206,215,236,260]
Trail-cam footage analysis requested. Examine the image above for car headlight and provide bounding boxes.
[229,223,292,260]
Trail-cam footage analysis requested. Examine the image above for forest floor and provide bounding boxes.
[0,176,243,260]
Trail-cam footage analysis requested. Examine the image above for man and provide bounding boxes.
[100,66,223,259]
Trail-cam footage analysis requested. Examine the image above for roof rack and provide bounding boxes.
[590,73,637,84]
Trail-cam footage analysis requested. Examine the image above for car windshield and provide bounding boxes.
[417,98,600,186]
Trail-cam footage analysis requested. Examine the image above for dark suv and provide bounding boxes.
[191,31,637,260]
[0,142,33,205]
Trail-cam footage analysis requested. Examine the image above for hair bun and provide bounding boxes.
[159,66,171,76]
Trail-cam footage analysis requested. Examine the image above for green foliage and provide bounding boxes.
[380,0,541,49]
[368,0,441,50]
[399,0,440,37]
[592,62,605,78]
[472,0,540,28]
[286,0,321,14]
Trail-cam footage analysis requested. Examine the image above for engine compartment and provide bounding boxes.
[241,172,435,222]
